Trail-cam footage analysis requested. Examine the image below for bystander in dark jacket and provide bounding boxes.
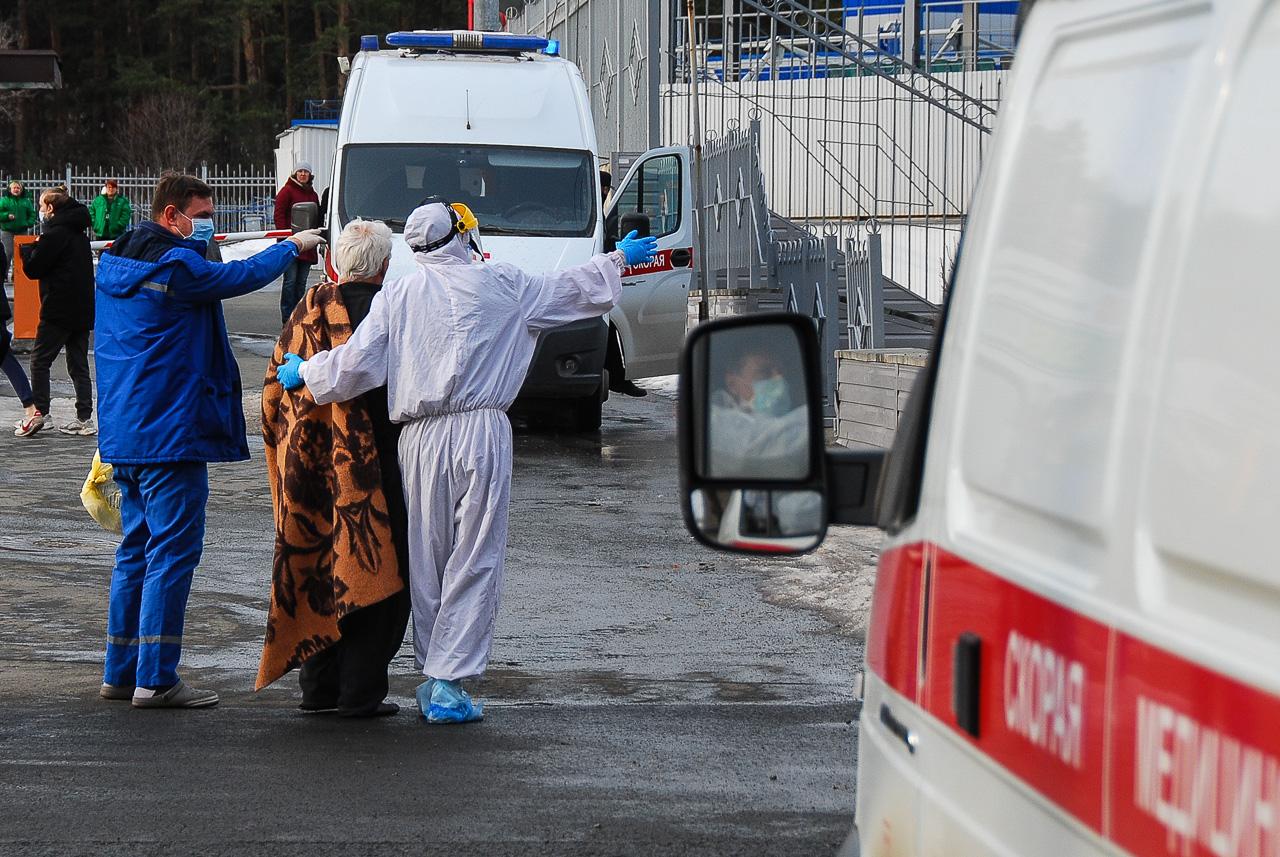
[273,163,321,324]
[17,190,96,436]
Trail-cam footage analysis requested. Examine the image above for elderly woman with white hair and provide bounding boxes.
[256,218,410,718]
[273,200,658,724]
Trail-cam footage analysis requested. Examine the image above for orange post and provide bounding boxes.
[12,234,40,340]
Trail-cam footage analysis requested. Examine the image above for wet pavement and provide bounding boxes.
[0,284,881,856]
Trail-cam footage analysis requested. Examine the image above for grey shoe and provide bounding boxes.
[100,682,135,701]
[132,680,219,709]
[59,417,97,436]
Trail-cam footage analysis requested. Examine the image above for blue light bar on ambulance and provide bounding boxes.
[385,31,551,53]
[359,34,379,51]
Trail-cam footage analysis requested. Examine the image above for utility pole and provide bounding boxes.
[686,0,710,323]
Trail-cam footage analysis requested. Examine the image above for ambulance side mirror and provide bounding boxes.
[678,314,885,556]
[620,211,652,239]
[290,202,320,232]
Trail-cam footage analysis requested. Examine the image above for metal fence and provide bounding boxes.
[506,0,663,156]
[776,232,841,418]
[509,0,1008,305]
[13,163,279,235]
[699,117,773,290]
[661,0,1005,305]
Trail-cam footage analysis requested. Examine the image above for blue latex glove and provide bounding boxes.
[276,352,306,391]
[617,229,660,266]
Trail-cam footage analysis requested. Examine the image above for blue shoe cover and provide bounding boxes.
[414,679,437,719]
[425,679,484,724]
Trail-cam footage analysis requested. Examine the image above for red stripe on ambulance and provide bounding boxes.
[621,247,691,278]
[865,542,927,703]
[922,546,1110,831]
[868,543,1280,856]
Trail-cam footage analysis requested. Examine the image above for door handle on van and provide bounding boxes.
[878,703,917,754]
[953,632,982,738]
[670,247,693,268]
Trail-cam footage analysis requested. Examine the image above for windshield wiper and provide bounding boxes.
[478,225,525,236]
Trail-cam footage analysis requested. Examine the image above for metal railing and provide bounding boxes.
[660,0,1006,305]
[698,116,773,290]
[776,232,841,418]
[846,229,886,349]
[13,163,279,235]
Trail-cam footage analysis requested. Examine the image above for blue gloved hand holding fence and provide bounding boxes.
[617,230,660,266]
[276,352,307,391]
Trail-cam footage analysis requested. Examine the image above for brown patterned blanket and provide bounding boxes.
[256,281,403,690]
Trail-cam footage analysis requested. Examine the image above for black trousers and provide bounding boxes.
[298,588,411,715]
[31,322,93,420]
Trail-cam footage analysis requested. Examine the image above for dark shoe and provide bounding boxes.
[614,379,648,398]
[339,702,399,719]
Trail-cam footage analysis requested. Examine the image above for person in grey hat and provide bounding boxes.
[274,161,321,323]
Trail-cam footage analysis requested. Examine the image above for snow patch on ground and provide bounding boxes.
[757,525,882,639]
[218,237,276,262]
[638,375,678,400]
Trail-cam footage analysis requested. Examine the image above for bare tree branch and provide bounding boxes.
[112,91,213,171]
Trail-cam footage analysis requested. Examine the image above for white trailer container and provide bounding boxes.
[274,122,338,197]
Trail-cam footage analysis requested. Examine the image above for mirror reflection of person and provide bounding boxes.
[707,348,809,480]
[736,490,822,539]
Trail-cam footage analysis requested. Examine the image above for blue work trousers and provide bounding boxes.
[103,463,209,690]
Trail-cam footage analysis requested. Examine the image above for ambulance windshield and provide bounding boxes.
[339,144,596,238]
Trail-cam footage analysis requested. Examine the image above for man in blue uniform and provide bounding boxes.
[94,172,325,708]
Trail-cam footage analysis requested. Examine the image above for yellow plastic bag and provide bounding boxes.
[81,450,123,535]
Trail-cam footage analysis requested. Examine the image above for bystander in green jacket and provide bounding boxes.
[90,181,133,241]
[0,180,37,234]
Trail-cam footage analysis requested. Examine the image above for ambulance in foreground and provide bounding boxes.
[678,0,1280,854]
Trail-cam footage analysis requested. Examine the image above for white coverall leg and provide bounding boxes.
[401,409,514,681]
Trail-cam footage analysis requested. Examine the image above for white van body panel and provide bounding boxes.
[338,52,594,150]
[857,1,1280,855]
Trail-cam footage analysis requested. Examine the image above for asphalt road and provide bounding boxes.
[0,283,879,856]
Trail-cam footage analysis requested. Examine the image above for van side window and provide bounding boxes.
[1139,5,1280,647]
[947,13,1201,576]
[616,155,682,238]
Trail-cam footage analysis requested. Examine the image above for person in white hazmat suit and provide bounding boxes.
[274,200,658,723]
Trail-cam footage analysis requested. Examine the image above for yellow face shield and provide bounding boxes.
[451,202,479,235]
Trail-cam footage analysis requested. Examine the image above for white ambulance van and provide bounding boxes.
[678,1,1280,854]
[326,30,610,429]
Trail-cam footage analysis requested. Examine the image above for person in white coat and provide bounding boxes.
[274,200,658,723]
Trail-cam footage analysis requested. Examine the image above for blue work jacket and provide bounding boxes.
[95,222,298,464]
